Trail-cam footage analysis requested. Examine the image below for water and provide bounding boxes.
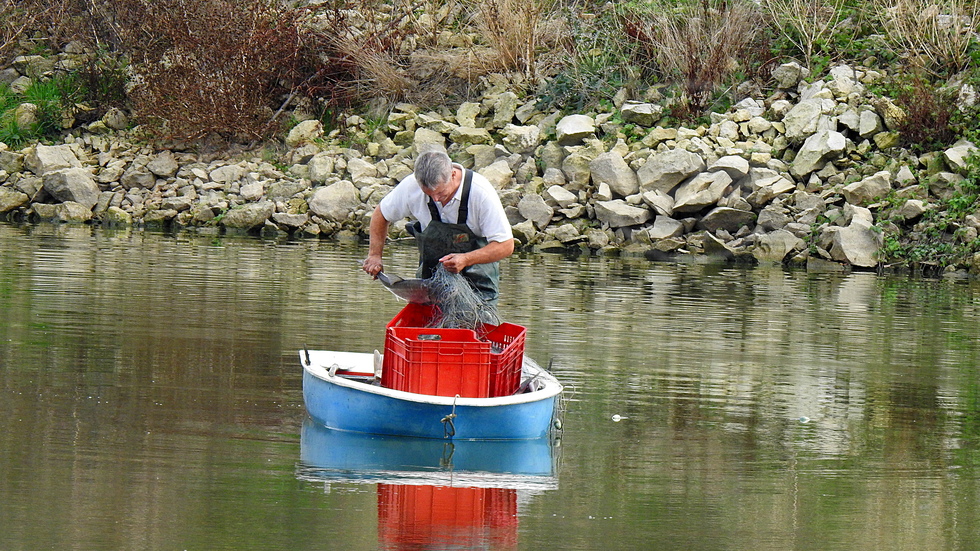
[2,222,980,550]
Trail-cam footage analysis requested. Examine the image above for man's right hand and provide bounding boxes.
[362,255,383,278]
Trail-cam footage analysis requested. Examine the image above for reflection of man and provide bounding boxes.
[362,150,514,305]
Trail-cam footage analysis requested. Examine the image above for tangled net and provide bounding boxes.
[424,265,499,330]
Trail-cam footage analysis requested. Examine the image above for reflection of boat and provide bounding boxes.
[297,418,559,490]
[296,420,559,550]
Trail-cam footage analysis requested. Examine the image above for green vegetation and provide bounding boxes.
[2,0,980,270]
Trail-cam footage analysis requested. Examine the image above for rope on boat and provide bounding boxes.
[441,395,459,439]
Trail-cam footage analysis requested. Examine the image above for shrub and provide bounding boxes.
[759,0,856,67]
[872,0,980,76]
[619,0,764,117]
[893,75,958,151]
[538,4,639,113]
[88,0,310,141]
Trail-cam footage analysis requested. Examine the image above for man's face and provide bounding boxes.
[421,168,459,204]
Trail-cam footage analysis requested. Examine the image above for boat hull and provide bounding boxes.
[301,350,562,440]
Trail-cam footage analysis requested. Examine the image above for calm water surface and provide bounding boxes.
[2,222,980,550]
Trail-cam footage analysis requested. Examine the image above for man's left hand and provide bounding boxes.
[439,253,469,273]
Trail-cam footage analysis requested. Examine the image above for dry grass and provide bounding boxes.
[760,0,853,66]
[469,0,563,79]
[623,0,763,115]
[874,0,980,75]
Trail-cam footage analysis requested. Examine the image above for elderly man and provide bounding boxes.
[361,150,514,305]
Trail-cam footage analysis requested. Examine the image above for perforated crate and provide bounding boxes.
[383,327,491,398]
[482,323,526,397]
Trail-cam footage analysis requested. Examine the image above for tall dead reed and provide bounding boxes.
[873,0,980,75]
[759,0,852,67]
[622,0,763,116]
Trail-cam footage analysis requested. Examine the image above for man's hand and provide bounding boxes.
[439,252,470,273]
[362,255,383,278]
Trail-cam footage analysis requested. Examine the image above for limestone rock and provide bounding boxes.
[637,149,706,193]
[543,185,577,208]
[221,201,275,229]
[308,152,335,184]
[308,180,360,222]
[501,124,541,154]
[842,170,891,206]
[590,151,638,198]
[479,159,514,189]
[147,151,179,178]
[772,62,809,89]
[673,171,733,213]
[698,206,756,233]
[517,193,554,229]
[791,129,846,177]
[620,101,663,126]
[0,187,29,212]
[647,215,684,239]
[753,229,804,263]
[555,115,595,146]
[828,223,882,267]
[708,155,750,180]
[286,120,323,147]
[594,200,650,227]
[782,99,824,141]
[450,127,493,145]
[26,144,81,175]
[42,168,100,209]
[943,140,978,174]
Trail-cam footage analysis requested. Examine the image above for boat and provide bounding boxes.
[300,347,564,440]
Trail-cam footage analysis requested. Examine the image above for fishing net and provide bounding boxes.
[424,265,500,330]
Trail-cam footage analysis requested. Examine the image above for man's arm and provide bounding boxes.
[439,238,515,273]
[362,205,390,277]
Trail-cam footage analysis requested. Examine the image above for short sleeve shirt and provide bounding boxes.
[379,163,513,243]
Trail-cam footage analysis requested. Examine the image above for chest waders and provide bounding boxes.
[412,169,500,305]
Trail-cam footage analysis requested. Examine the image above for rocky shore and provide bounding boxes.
[2,52,978,272]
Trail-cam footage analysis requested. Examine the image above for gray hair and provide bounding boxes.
[413,150,453,190]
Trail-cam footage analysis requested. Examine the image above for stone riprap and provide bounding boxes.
[2,60,978,270]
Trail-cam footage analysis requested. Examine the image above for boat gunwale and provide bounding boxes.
[301,350,563,407]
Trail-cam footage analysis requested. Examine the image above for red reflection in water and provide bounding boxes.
[378,484,518,550]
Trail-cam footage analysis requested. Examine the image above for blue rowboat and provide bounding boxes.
[300,349,564,440]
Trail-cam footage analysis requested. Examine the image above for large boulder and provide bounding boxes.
[42,168,100,209]
[791,129,846,177]
[309,180,360,222]
[753,229,804,263]
[637,149,705,193]
[673,171,733,212]
[594,200,651,227]
[590,151,638,198]
[221,201,275,229]
[26,144,81,174]
[842,171,891,206]
[698,207,756,233]
[517,193,554,229]
[0,187,30,213]
[555,115,595,145]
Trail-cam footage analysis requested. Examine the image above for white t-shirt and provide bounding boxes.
[379,163,513,243]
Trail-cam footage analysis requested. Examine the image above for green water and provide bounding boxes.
[2,222,980,550]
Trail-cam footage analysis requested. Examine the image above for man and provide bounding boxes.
[361,150,514,305]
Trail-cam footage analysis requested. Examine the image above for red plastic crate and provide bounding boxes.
[482,323,526,397]
[382,304,439,390]
[383,327,491,398]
